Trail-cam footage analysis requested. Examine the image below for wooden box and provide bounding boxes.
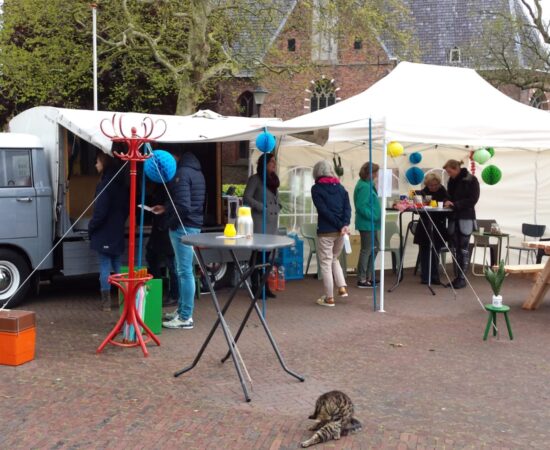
[0,310,36,366]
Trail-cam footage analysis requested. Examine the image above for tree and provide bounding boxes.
[470,0,550,91]
[0,0,417,122]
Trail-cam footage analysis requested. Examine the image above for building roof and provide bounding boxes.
[389,0,532,68]
[232,0,298,77]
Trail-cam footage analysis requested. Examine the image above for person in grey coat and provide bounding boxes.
[243,153,281,234]
[243,153,281,297]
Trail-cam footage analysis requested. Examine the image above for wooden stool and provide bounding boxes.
[483,304,513,341]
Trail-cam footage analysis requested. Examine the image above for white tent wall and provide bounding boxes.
[263,140,550,271]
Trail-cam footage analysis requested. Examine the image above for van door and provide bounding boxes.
[0,149,38,239]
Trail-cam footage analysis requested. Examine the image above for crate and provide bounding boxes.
[275,236,304,281]
[0,310,36,366]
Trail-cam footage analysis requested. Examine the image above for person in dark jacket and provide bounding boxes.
[443,159,480,289]
[243,153,281,298]
[145,184,179,306]
[311,160,351,307]
[414,172,449,285]
[152,151,205,329]
[88,152,128,311]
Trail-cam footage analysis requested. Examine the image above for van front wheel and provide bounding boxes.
[0,249,30,308]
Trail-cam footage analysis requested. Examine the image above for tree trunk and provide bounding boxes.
[175,80,197,116]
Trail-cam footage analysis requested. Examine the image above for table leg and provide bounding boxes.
[504,312,514,340]
[522,257,550,310]
[425,216,436,296]
[389,211,410,292]
[483,312,493,341]
[221,251,305,382]
[174,248,251,402]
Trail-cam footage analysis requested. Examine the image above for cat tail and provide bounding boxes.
[308,399,321,420]
[341,418,362,436]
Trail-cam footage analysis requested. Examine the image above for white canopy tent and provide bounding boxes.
[265,62,550,311]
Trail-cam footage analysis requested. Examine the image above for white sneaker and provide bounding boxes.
[163,309,178,321]
[162,316,194,329]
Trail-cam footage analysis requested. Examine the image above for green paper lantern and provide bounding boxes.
[481,165,502,185]
[486,147,495,157]
[473,148,491,165]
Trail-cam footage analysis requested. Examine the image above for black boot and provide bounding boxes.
[448,241,470,289]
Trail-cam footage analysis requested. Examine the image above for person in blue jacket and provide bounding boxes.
[311,160,351,307]
[152,150,206,329]
[88,152,128,311]
[354,162,381,288]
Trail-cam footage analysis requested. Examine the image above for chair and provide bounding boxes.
[300,223,318,276]
[382,221,401,274]
[507,223,546,264]
[471,219,499,275]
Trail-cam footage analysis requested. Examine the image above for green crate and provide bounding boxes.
[118,267,162,336]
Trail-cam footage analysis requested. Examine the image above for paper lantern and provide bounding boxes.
[387,141,404,157]
[486,147,495,157]
[144,150,177,184]
[405,167,424,185]
[409,152,422,164]
[481,165,502,185]
[473,148,491,165]
[255,131,276,153]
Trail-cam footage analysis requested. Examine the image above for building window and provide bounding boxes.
[237,91,255,159]
[353,38,362,50]
[287,38,296,52]
[449,46,461,63]
[530,89,547,110]
[310,78,337,112]
[311,0,338,62]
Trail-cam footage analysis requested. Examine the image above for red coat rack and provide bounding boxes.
[96,115,165,357]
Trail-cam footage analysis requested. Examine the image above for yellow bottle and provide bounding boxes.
[224,223,237,237]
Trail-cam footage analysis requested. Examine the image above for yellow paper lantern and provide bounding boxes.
[387,141,404,157]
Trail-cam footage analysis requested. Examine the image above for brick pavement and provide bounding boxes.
[1,270,550,449]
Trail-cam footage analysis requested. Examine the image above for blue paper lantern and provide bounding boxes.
[144,150,177,184]
[405,167,424,185]
[409,152,422,164]
[255,131,276,153]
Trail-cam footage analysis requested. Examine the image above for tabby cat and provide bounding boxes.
[301,390,362,448]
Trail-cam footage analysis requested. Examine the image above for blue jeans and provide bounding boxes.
[169,226,200,320]
[98,252,121,291]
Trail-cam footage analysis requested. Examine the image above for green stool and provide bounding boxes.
[483,304,513,341]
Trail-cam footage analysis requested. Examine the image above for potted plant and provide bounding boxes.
[484,260,505,307]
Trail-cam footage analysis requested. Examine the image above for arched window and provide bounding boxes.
[530,89,547,110]
[309,79,336,112]
[237,91,255,159]
[238,91,255,117]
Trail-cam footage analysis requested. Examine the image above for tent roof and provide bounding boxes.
[9,107,278,153]
[269,62,550,150]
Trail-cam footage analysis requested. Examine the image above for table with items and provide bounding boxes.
[389,206,452,294]
[174,232,304,402]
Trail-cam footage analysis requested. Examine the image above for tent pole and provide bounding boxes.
[379,123,388,313]
[369,119,376,311]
